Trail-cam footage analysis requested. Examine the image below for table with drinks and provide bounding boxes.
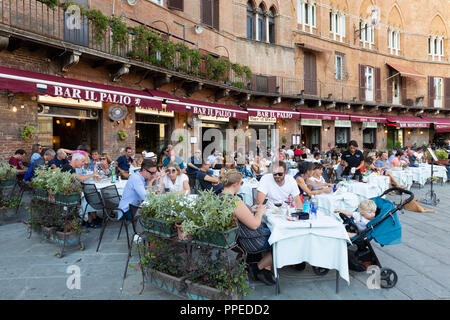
[262,201,351,294]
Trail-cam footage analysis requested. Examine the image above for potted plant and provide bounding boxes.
[48,170,82,205]
[20,125,36,142]
[55,217,85,247]
[436,150,449,165]
[141,191,178,238]
[183,189,239,248]
[30,167,51,200]
[0,163,17,187]
[118,130,128,141]
[0,197,21,219]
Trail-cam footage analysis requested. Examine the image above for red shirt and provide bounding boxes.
[294,149,303,156]
[9,156,24,170]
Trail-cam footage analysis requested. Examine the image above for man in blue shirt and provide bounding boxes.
[116,147,136,179]
[48,149,69,169]
[374,151,390,169]
[118,159,159,220]
[24,149,56,182]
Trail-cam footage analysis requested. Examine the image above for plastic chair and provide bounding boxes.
[97,185,130,253]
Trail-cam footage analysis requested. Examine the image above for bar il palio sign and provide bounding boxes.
[45,84,162,109]
[247,108,300,120]
[191,106,238,119]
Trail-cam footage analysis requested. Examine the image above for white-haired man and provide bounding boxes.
[62,153,100,182]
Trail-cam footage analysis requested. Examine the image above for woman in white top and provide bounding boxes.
[306,163,334,191]
[159,163,190,194]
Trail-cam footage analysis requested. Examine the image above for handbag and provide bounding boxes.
[237,220,269,253]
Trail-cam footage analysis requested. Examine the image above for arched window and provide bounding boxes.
[268,7,275,43]
[256,5,265,41]
[247,2,255,40]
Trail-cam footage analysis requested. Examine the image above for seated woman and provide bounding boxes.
[306,163,334,190]
[251,155,265,176]
[220,169,274,286]
[96,153,113,179]
[294,162,332,197]
[159,162,190,194]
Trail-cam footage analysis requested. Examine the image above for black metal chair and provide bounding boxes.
[97,185,130,253]
[121,203,147,293]
[13,179,32,215]
[81,184,105,219]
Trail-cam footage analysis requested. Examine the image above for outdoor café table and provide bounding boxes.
[287,168,298,177]
[237,178,259,207]
[336,176,389,203]
[388,169,413,190]
[80,179,127,220]
[313,191,360,216]
[263,209,351,294]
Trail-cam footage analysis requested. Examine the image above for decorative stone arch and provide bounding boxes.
[247,0,257,9]
[257,1,268,12]
[330,0,349,13]
[359,0,376,20]
[387,4,404,29]
[429,13,448,37]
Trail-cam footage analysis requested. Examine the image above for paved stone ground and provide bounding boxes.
[1,181,450,300]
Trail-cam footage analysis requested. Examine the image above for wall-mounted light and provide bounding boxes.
[419,131,423,135]
[12,106,17,112]
[66,122,71,127]
[384,130,388,133]
[130,119,133,124]
[56,120,61,124]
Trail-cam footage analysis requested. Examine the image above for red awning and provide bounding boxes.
[386,116,431,128]
[422,116,450,133]
[246,106,300,120]
[166,97,248,119]
[298,109,350,121]
[386,62,426,79]
[349,114,387,123]
[0,66,163,109]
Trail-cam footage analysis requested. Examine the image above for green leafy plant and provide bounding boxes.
[30,166,52,189]
[0,163,17,181]
[84,9,110,46]
[0,197,21,209]
[20,126,36,142]
[178,135,184,143]
[38,0,59,9]
[110,16,129,53]
[281,136,288,144]
[118,130,128,140]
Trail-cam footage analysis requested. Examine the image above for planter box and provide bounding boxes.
[39,226,80,246]
[34,188,48,200]
[437,159,449,165]
[142,217,177,238]
[0,179,15,187]
[193,227,238,249]
[145,268,238,300]
[55,193,80,205]
[185,280,238,300]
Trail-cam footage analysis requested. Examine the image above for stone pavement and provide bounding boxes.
[1,182,450,300]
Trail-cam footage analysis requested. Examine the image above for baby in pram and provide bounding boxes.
[334,200,377,238]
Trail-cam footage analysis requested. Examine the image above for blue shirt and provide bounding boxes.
[117,155,134,171]
[118,172,148,217]
[163,156,185,170]
[187,156,202,174]
[48,156,69,169]
[374,159,389,168]
[31,153,41,164]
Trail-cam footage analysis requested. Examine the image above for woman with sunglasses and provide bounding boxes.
[158,162,190,194]
[294,162,332,197]
[93,153,113,179]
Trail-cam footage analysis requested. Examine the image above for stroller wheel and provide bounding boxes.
[380,268,398,289]
[312,266,329,276]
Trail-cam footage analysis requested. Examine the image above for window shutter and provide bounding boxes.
[445,78,450,109]
[375,67,381,102]
[251,74,258,91]
[428,76,435,107]
[167,0,183,11]
[213,0,219,30]
[401,77,407,105]
[342,15,346,37]
[268,76,277,93]
[387,69,393,103]
[201,0,213,28]
[359,64,366,101]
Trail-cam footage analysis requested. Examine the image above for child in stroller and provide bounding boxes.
[334,187,414,288]
[334,200,377,238]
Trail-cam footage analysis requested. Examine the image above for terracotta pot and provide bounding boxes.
[438,159,449,165]
[175,223,192,241]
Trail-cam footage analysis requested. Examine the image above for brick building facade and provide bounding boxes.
[0,0,449,163]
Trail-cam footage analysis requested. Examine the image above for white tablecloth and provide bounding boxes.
[237,178,259,207]
[313,191,360,216]
[388,170,413,190]
[337,175,389,203]
[390,164,448,187]
[264,210,350,284]
[80,180,127,221]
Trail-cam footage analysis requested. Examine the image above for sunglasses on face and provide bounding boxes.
[145,168,157,175]
[273,172,285,177]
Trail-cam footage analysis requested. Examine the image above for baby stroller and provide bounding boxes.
[338,187,414,289]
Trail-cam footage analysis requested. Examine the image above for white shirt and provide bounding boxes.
[413,152,423,160]
[257,174,300,209]
[207,154,217,165]
[309,176,326,190]
[163,174,189,192]
[286,149,294,159]
[353,212,371,232]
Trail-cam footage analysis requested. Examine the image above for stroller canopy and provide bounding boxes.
[366,197,402,246]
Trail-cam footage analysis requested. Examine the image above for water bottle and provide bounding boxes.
[302,199,310,214]
[333,184,337,193]
[110,168,116,184]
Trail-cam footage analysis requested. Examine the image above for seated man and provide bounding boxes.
[407,150,419,167]
[118,159,160,220]
[88,150,101,171]
[61,153,100,183]
[24,149,56,182]
[48,149,69,169]
[256,161,302,210]
[115,147,136,179]
[196,161,224,194]
[163,149,186,172]
[9,149,27,176]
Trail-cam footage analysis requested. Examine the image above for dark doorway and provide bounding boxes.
[52,117,99,151]
[301,126,321,150]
